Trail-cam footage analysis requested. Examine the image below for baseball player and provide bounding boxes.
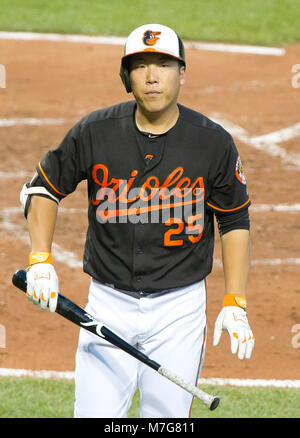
[20,24,254,418]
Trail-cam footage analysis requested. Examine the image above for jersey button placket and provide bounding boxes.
[135,276,143,293]
[132,222,147,291]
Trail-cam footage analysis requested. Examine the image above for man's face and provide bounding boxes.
[128,52,185,114]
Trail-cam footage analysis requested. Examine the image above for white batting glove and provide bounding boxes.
[213,294,255,360]
[26,252,59,313]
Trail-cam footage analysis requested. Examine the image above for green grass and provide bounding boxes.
[190,385,300,418]
[0,0,299,45]
[0,377,75,418]
[0,377,299,418]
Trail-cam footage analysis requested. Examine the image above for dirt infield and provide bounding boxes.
[0,37,299,380]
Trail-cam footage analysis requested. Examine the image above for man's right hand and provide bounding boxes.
[26,252,59,312]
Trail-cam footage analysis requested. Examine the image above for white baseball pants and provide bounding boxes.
[74,278,207,418]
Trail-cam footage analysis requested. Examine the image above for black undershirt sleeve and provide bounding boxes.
[215,207,250,237]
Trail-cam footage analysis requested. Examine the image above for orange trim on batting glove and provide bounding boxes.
[29,252,53,265]
[223,294,247,311]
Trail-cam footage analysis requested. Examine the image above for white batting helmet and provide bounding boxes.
[120,24,186,93]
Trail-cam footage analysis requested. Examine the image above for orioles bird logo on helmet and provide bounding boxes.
[143,30,161,46]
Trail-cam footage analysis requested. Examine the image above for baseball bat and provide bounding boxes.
[12,268,220,411]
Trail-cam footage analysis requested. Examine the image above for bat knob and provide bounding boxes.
[12,269,27,293]
[210,396,220,411]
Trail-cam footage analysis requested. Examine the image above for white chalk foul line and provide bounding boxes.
[0,31,127,46]
[0,368,75,380]
[0,368,298,388]
[252,203,300,213]
[213,258,300,269]
[250,122,300,144]
[197,377,300,389]
[0,117,71,127]
[210,115,300,168]
[184,41,285,56]
[0,31,286,56]
[0,170,32,179]
[251,258,300,266]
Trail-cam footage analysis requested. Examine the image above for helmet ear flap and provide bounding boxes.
[120,62,132,93]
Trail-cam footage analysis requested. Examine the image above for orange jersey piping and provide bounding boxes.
[38,162,67,198]
[206,198,250,213]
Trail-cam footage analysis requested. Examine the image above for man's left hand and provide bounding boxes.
[213,301,255,360]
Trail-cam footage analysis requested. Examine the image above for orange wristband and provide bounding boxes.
[29,252,53,265]
[223,294,247,310]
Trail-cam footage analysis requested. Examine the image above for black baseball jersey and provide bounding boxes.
[34,101,250,292]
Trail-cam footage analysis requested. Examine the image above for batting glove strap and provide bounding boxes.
[29,251,53,265]
[223,293,247,311]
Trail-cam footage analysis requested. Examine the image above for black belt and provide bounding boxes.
[102,282,182,299]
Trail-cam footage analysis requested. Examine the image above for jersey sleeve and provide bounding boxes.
[36,121,87,201]
[206,134,250,214]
